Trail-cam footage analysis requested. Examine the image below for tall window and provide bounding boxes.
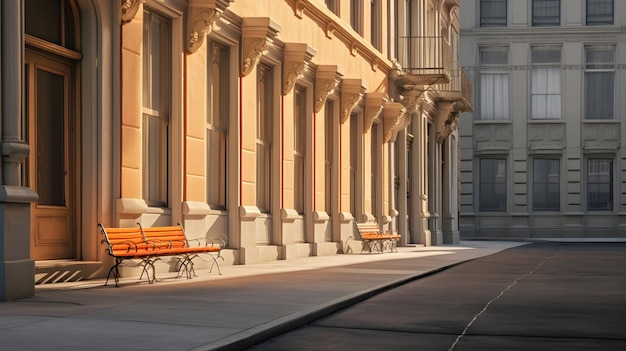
[480,0,507,27]
[142,8,170,207]
[587,159,613,210]
[533,159,560,211]
[351,0,363,35]
[533,0,560,26]
[479,159,506,211]
[586,0,613,25]
[325,101,334,214]
[479,47,509,120]
[257,64,273,213]
[294,86,306,214]
[371,123,380,218]
[350,113,358,216]
[584,46,614,120]
[207,42,229,209]
[370,0,381,50]
[531,47,561,120]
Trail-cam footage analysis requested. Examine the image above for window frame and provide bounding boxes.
[586,158,614,211]
[532,158,561,212]
[256,63,274,213]
[586,0,614,25]
[480,0,508,27]
[294,85,307,215]
[479,158,507,212]
[532,0,561,26]
[584,45,615,120]
[530,46,562,120]
[478,46,510,120]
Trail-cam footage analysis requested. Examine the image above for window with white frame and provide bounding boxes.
[351,0,363,35]
[584,45,614,120]
[142,8,170,207]
[533,0,560,26]
[479,47,509,120]
[480,0,507,27]
[533,158,560,211]
[586,0,613,25]
[479,158,506,211]
[207,42,229,209]
[587,158,613,210]
[294,86,306,215]
[531,47,561,120]
[325,100,334,214]
[257,64,273,213]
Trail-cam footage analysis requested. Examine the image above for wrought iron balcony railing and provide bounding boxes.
[433,62,473,112]
[396,35,451,85]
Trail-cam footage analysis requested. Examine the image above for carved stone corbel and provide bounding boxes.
[340,79,368,124]
[383,103,406,143]
[186,0,233,54]
[121,0,141,24]
[363,92,388,133]
[282,43,316,95]
[241,17,281,77]
[434,101,457,143]
[399,90,424,115]
[314,65,344,113]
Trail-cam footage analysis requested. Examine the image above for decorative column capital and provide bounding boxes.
[314,65,344,113]
[364,92,388,134]
[241,17,281,77]
[186,0,233,54]
[383,103,406,143]
[282,43,316,95]
[340,79,368,124]
[121,0,141,24]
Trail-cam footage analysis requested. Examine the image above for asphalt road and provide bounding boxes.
[249,242,626,351]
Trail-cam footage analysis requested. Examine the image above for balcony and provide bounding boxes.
[395,36,451,88]
[432,63,473,112]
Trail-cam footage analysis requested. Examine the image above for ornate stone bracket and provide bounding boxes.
[399,89,424,115]
[314,65,344,113]
[121,0,141,24]
[241,17,281,77]
[383,103,406,143]
[186,0,233,54]
[363,92,388,134]
[435,102,459,144]
[340,79,368,124]
[282,43,316,95]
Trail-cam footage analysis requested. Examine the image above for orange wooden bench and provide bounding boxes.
[355,222,401,253]
[98,223,223,287]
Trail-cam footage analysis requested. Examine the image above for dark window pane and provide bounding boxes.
[587,0,613,25]
[480,0,507,27]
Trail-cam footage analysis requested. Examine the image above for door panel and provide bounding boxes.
[26,50,75,260]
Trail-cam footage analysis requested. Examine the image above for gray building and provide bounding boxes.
[459,0,626,239]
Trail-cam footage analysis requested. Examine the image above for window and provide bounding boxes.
[370,0,381,50]
[479,159,506,211]
[587,159,613,210]
[531,47,561,120]
[325,0,338,14]
[533,0,560,26]
[479,47,509,120]
[257,64,273,213]
[350,113,358,216]
[586,0,613,25]
[325,101,334,214]
[351,0,363,35]
[480,0,507,27]
[25,0,77,50]
[584,46,614,120]
[142,8,170,207]
[294,86,306,214]
[533,159,560,211]
[207,42,229,209]
[371,123,380,217]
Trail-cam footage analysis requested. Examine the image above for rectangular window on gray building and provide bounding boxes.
[584,46,614,120]
[533,159,560,211]
[479,158,507,211]
[531,47,561,120]
[533,0,560,26]
[479,47,509,120]
[586,0,613,25]
[480,0,507,27]
[587,159,613,211]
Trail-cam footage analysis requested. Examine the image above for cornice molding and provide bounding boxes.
[186,0,233,54]
[340,79,368,124]
[241,17,281,77]
[282,43,316,95]
[364,92,388,134]
[315,65,344,113]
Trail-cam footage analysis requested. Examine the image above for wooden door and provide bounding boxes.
[26,50,75,260]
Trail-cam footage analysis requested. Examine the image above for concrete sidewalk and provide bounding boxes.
[0,241,524,351]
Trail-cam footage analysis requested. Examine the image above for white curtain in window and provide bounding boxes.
[532,67,561,119]
[480,72,509,120]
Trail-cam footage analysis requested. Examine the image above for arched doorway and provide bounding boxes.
[24,0,81,260]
